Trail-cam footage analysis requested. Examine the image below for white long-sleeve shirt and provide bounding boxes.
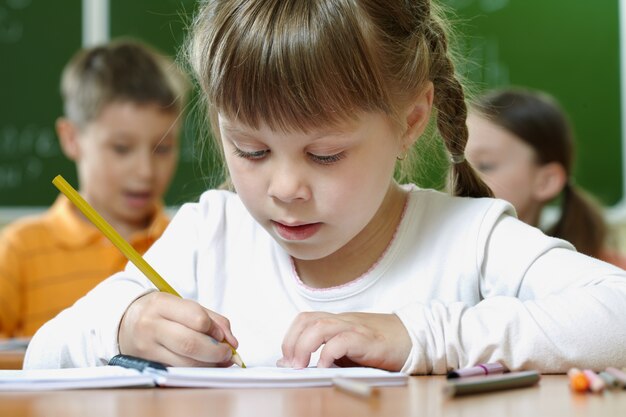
[24,186,626,374]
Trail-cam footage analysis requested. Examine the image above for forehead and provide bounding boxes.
[466,114,533,156]
[217,112,362,137]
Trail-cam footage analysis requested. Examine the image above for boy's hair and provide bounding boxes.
[187,0,492,198]
[61,38,189,128]
[472,88,607,257]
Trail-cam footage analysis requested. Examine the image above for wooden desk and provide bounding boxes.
[0,375,623,417]
[0,350,24,370]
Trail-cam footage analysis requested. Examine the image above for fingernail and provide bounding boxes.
[207,336,220,345]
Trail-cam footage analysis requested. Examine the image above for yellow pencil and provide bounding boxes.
[52,174,245,368]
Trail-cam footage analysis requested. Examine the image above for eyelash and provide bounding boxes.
[309,153,345,165]
[232,147,267,160]
[232,147,346,165]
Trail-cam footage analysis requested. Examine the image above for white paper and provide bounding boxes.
[156,366,408,388]
[0,366,407,391]
[0,366,155,391]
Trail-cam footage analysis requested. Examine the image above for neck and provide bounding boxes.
[294,182,407,288]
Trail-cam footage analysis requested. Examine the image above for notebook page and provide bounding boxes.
[155,366,408,388]
[0,366,155,391]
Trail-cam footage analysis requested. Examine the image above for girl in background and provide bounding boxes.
[466,88,626,268]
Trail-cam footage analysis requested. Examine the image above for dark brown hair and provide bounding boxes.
[61,38,189,128]
[188,0,492,198]
[472,88,607,257]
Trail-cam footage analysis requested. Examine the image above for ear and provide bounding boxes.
[533,162,567,202]
[56,118,81,161]
[401,82,434,149]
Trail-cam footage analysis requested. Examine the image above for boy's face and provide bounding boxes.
[218,111,403,262]
[69,102,180,230]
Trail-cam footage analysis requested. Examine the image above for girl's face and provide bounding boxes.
[465,113,544,225]
[218,112,403,262]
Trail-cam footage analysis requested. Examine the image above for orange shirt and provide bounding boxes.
[0,195,169,337]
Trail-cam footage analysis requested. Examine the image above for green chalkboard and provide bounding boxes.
[443,0,621,205]
[0,0,622,206]
[0,1,81,206]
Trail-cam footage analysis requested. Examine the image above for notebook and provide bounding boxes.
[0,361,407,391]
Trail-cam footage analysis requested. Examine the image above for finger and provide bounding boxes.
[143,344,216,368]
[281,312,330,364]
[316,331,370,368]
[206,309,238,348]
[290,316,354,369]
[155,295,226,342]
[155,318,233,364]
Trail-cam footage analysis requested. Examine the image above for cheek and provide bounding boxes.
[487,169,534,204]
[226,158,266,206]
[322,160,393,216]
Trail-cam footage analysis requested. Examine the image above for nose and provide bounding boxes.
[267,159,311,203]
[135,149,155,181]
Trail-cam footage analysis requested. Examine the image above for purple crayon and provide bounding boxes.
[447,362,508,379]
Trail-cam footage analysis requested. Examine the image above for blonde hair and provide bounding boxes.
[188,0,492,198]
[61,38,189,128]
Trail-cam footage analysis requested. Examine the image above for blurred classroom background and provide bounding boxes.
[1,0,626,251]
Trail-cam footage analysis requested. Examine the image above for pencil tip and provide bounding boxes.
[231,349,245,368]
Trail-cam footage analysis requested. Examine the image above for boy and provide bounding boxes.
[0,38,188,337]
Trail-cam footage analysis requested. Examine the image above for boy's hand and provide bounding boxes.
[277,312,411,371]
[118,292,238,367]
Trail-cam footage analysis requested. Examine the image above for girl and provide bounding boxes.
[24,0,626,374]
[465,88,626,268]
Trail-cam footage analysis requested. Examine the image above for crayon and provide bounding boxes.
[333,378,379,398]
[605,367,626,388]
[598,371,620,390]
[567,368,589,392]
[447,362,508,379]
[444,370,540,397]
[582,369,605,393]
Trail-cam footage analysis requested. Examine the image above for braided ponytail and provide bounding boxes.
[424,15,493,198]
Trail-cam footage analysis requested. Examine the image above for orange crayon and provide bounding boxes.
[567,368,589,392]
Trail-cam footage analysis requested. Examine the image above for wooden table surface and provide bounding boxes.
[0,375,623,417]
[0,350,24,370]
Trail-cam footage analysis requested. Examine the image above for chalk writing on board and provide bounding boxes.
[0,0,31,43]
[0,124,59,190]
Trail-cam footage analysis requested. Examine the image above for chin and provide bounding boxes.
[278,241,339,261]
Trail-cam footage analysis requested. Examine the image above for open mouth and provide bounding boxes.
[124,191,153,209]
[272,221,322,241]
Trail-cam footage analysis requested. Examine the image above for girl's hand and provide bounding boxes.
[277,312,411,371]
[118,292,238,367]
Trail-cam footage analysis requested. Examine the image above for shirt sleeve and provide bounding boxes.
[395,214,626,375]
[23,199,206,369]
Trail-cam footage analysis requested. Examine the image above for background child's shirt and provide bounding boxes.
[0,195,169,337]
[23,186,626,373]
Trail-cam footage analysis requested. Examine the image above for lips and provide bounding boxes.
[272,221,321,241]
[124,191,153,209]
